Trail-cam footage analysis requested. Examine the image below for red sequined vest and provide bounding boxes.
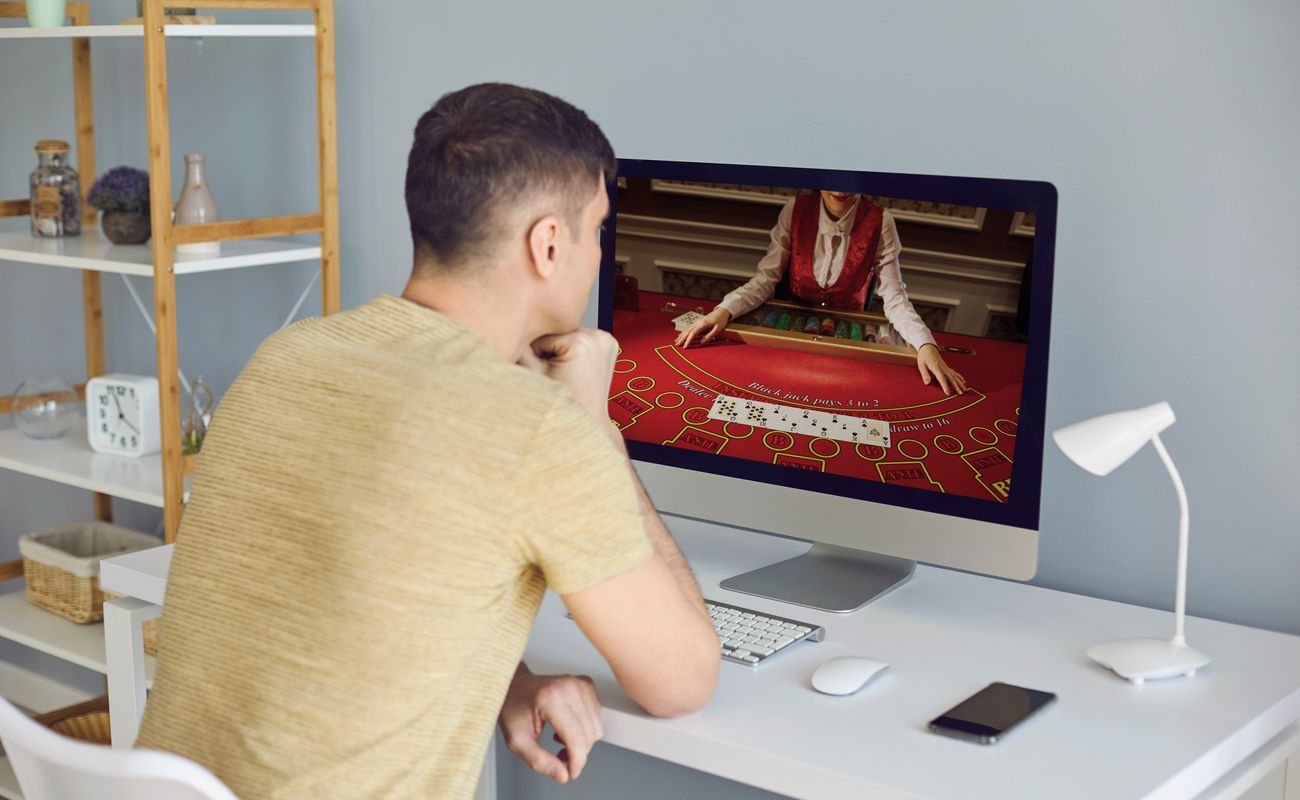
[784,194,883,310]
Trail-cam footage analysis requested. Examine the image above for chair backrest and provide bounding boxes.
[0,696,238,800]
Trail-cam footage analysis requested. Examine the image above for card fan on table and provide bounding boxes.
[708,394,891,448]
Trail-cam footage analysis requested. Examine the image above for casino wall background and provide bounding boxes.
[613,179,1035,341]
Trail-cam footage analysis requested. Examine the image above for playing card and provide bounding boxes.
[672,311,706,332]
[706,394,890,448]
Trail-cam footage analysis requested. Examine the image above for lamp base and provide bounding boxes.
[1087,638,1210,685]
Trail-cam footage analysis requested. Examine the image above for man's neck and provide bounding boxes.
[401,275,531,362]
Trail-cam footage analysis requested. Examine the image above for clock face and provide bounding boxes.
[91,382,144,454]
[85,374,160,457]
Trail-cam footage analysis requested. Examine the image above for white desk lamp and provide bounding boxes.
[1053,401,1209,685]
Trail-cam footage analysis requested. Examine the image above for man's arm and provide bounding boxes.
[608,430,708,613]
[562,425,718,717]
[526,330,720,717]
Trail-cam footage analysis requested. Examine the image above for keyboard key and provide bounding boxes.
[703,599,823,666]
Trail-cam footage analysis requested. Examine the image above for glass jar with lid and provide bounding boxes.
[29,140,81,238]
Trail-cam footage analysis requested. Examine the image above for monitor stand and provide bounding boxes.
[719,543,915,613]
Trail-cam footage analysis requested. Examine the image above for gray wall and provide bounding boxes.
[2,0,1298,793]
[343,0,1300,639]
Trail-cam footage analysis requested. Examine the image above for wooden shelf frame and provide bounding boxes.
[0,0,340,542]
[0,22,318,39]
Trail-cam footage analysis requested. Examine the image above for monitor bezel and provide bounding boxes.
[599,159,1056,530]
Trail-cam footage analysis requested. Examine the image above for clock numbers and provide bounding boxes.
[99,395,108,406]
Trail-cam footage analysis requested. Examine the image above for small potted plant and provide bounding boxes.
[87,166,151,245]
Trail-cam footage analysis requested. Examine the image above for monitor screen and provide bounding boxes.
[600,160,1055,530]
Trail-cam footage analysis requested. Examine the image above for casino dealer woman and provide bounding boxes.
[675,190,968,396]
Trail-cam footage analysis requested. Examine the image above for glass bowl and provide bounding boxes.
[12,378,81,440]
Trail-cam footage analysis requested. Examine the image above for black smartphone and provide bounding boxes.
[928,682,1057,744]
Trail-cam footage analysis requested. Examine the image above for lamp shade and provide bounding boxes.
[1052,401,1176,476]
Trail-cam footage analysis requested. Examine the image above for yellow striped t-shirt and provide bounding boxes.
[136,294,651,799]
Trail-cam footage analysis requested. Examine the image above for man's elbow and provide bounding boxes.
[636,651,719,718]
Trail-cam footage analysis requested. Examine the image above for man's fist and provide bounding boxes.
[499,666,605,784]
[525,329,620,422]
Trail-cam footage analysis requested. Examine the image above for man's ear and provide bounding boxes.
[526,215,562,280]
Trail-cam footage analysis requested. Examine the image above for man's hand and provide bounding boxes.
[525,329,620,422]
[499,664,604,784]
[673,307,731,349]
[917,344,968,396]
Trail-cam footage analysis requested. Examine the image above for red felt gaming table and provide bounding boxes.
[609,291,1027,504]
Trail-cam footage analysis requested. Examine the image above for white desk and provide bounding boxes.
[100,544,171,749]
[102,519,1300,799]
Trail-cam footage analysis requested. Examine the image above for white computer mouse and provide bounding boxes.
[811,657,890,696]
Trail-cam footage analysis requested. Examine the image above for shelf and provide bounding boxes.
[0,428,190,508]
[0,592,155,682]
[0,756,19,800]
[0,23,316,39]
[0,223,321,277]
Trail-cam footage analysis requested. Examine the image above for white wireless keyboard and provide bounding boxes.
[707,599,825,666]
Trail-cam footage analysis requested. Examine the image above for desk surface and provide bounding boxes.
[523,516,1300,800]
[104,521,1300,800]
[101,543,172,605]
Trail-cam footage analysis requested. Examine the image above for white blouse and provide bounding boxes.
[717,196,936,350]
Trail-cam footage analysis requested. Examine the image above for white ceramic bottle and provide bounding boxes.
[174,153,220,255]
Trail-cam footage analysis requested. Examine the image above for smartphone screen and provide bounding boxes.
[928,682,1056,744]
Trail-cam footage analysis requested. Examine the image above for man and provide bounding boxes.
[137,83,719,799]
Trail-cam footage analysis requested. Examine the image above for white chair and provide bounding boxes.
[0,696,238,800]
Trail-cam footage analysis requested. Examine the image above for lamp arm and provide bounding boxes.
[1151,433,1190,645]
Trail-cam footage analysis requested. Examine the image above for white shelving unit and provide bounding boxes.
[0,428,191,508]
[0,2,340,789]
[0,593,155,681]
[0,757,19,800]
[0,23,316,39]
[0,221,321,277]
[0,590,157,796]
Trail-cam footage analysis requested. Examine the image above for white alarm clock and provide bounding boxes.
[86,374,161,457]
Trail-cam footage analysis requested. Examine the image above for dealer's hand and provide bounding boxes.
[499,664,604,785]
[917,344,968,396]
[525,329,619,422]
[674,307,732,349]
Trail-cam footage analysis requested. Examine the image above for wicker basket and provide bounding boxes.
[34,695,112,745]
[19,522,161,624]
[143,616,160,656]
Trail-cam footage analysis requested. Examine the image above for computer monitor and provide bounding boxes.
[599,159,1056,613]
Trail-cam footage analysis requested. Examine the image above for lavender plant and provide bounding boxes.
[87,167,150,214]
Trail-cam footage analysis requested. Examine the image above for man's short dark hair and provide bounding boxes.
[404,83,616,274]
